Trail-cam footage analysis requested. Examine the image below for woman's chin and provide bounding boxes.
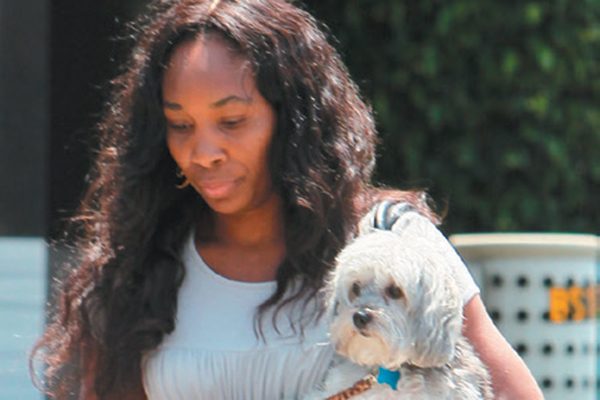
[202,197,244,215]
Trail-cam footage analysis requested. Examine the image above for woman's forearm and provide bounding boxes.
[463,295,544,399]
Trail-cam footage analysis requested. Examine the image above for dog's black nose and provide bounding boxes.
[353,309,372,329]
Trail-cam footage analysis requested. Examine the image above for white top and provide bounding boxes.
[142,222,480,400]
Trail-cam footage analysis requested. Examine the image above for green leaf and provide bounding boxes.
[526,94,550,116]
[502,50,520,77]
[536,45,556,72]
[525,3,543,25]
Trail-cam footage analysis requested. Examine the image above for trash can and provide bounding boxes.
[450,233,599,400]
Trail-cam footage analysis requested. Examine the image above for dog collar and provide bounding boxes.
[377,367,400,389]
[326,374,377,400]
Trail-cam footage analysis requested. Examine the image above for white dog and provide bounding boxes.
[305,211,493,399]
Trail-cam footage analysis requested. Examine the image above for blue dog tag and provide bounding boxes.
[377,367,400,389]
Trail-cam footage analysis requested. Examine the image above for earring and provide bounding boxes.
[176,168,191,189]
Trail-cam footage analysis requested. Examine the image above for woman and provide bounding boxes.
[32,0,542,399]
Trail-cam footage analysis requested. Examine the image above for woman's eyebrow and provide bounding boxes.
[163,95,251,111]
[210,95,251,108]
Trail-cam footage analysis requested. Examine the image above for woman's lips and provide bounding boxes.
[196,178,241,199]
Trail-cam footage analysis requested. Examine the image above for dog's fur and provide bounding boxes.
[305,212,493,399]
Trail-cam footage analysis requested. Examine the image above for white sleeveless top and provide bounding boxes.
[142,219,480,400]
[142,234,335,400]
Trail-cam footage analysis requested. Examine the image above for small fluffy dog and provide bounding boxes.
[306,211,493,399]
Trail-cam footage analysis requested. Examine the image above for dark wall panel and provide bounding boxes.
[49,1,146,238]
[0,0,49,236]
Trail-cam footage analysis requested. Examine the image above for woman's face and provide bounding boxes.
[162,35,277,216]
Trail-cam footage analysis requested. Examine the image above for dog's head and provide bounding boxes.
[327,230,463,370]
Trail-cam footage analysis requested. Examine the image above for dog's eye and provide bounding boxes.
[385,284,403,300]
[351,282,361,298]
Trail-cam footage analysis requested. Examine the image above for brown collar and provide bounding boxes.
[326,375,377,400]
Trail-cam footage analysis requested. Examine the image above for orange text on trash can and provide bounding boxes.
[548,285,597,323]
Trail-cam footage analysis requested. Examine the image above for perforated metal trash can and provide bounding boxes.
[450,233,600,400]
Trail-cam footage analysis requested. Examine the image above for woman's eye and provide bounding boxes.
[220,117,246,129]
[167,122,192,131]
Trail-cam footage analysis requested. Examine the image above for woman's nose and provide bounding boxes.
[190,129,227,168]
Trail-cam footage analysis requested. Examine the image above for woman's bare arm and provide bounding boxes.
[463,294,544,400]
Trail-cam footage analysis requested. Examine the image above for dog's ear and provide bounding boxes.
[322,264,343,320]
[407,257,463,368]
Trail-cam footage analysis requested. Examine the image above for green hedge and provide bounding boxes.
[306,1,600,234]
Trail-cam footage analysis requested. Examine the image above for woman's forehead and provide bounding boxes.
[162,35,255,106]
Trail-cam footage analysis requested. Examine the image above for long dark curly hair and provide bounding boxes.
[31,0,438,398]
